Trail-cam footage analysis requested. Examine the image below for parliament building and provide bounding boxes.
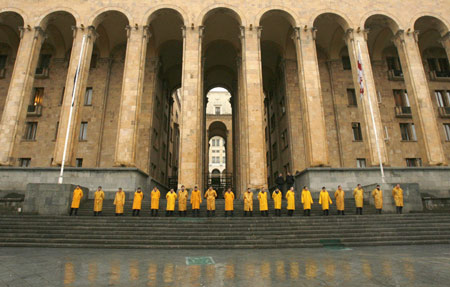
[0,0,449,197]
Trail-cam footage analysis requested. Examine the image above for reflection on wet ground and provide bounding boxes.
[1,245,450,286]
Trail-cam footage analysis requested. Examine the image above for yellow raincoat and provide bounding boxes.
[204,189,217,210]
[71,187,83,208]
[150,189,160,210]
[190,189,202,210]
[178,190,188,211]
[272,190,282,209]
[166,192,177,211]
[258,191,268,211]
[132,191,144,210]
[392,187,404,207]
[372,188,383,209]
[334,189,345,211]
[319,190,332,210]
[113,191,125,214]
[243,191,253,211]
[301,189,313,210]
[286,190,295,210]
[224,191,234,211]
[93,189,104,212]
[353,188,364,208]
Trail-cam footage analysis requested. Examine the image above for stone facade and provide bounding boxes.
[0,1,448,196]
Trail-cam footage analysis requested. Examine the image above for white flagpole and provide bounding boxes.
[58,35,87,184]
[357,41,385,182]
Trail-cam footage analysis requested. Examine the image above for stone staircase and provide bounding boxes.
[0,213,449,249]
[75,198,377,217]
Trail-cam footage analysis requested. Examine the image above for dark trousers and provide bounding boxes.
[260,211,268,217]
[323,209,329,216]
[376,209,382,214]
[192,209,200,217]
[356,207,363,215]
[93,211,102,216]
[244,211,253,217]
[115,213,123,216]
[132,209,140,216]
[225,211,233,217]
[166,210,174,217]
[303,209,311,216]
[337,210,345,215]
[69,208,78,216]
[151,209,159,217]
[287,210,294,216]
[274,209,281,216]
[207,210,215,217]
[178,210,187,217]
[396,206,403,214]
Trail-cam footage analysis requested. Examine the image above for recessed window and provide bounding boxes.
[0,55,7,70]
[84,88,93,106]
[24,122,38,140]
[54,122,59,140]
[400,123,417,141]
[272,142,278,160]
[281,129,288,149]
[435,90,450,107]
[90,54,98,69]
[406,158,422,167]
[444,124,450,141]
[222,156,226,163]
[352,122,363,141]
[393,89,410,107]
[31,87,44,106]
[36,54,51,74]
[356,158,366,168]
[347,89,357,106]
[279,97,286,115]
[76,158,83,167]
[19,158,31,167]
[342,56,351,70]
[215,106,221,115]
[427,58,450,77]
[60,87,65,106]
[386,56,403,76]
[79,122,88,141]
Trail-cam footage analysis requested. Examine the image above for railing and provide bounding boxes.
[167,176,178,191]
[35,67,49,79]
[204,173,233,198]
[429,70,450,82]
[388,69,404,81]
[437,106,450,118]
[27,105,42,117]
[394,106,412,118]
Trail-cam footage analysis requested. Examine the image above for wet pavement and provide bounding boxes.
[0,245,449,286]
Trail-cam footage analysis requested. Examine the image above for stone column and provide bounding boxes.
[0,26,45,165]
[114,25,150,167]
[440,32,450,62]
[345,29,388,166]
[178,26,203,189]
[292,27,329,167]
[393,30,446,165]
[241,26,267,190]
[53,26,96,166]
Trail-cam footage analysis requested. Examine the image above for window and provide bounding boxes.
[31,88,44,106]
[272,142,278,160]
[169,127,173,142]
[168,152,172,167]
[342,56,351,70]
[266,152,269,166]
[84,88,93,106]
[435,90,450,107]
[386,56,403,76]
[54,122,59,140]
[36,54,51,74]
[79,122,88,141]
[215,106,221,115]
[24,122,37,140]
[444,124,450,141]
[406,158,422,167]
[90,54,98,69]
[0,55,7,70]
[281,129,288,149]
[162,143,166,159]
[356,158,366,168]
[400,123,417,141]
[279,97,286,115]
[60,87,65,106]
[347,89,357,106]
[152,129,159,150]
[352,122,363,141]
[76,158,83,167]
[428,58,450,77]
[19,158,31,167]
[393,89,410,107]
[270,114,276,130]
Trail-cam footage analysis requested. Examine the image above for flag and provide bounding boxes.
[357,50,364,99]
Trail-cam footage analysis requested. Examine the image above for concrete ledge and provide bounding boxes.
[363,183,423,213]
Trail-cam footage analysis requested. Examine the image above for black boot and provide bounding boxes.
[93,211,96,216]
[225,211,228,217]
[323,210,326,216]
[207,210,210,217]
[342,211,345,215]
[74,208,78,216]
[132,210,136,216]
[326,210,329,216]
[212,210,215,217]
[244,211,247,217]
[230,211,234,217]
[136,210,140,216]
[399,207,403,214]
[304,210,307,216]
[307,209,311,216]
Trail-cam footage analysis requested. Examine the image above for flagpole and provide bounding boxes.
[58,35,87,184]
[357,41,385,183]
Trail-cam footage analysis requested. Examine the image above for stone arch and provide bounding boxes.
[309,9,352,30]
[37,8,80,29]
[89,7,132,27]
[0,8,27,25]
[199,5,246,26]
[143,5,187,25]
[208,121,228,140]
[361,12,401,34]
[313,12,351,32]
[256,7,298,27]
[413,15,449,36]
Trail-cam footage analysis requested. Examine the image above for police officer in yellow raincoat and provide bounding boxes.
[301,186,313,216]
[166,189,177,217]
[70,185,83,216]
[93,186,104,216]
[243,188,253,217]
[372,185,383,214]
[272,188,282,216]
[319,187,332,216]
[178,185,188,217]
[258,188,269,217]
[353,184,364,215]
[204,186,217,217]
[132,187,144,216]
[334,185,345,215]
[224,188,235,217]
[113,188,125,216]
[392,184,404,214]
[191,186,202,217]
[150,186,160,217]
[286,187,295,216]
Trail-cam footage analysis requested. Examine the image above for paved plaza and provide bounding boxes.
[0,245,449,286]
